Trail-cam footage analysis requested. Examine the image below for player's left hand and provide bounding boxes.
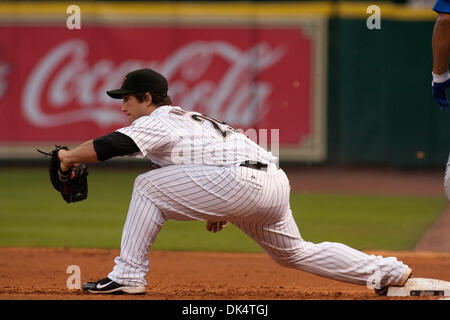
[57,148,72,172]
[432,78,450,111]
[37,145,89,203]
[206,221,228,233]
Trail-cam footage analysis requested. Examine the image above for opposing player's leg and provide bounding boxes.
[444,152,450,201]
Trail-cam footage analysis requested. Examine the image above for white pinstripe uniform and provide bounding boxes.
[107,105,410,289]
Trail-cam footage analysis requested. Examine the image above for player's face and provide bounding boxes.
[121,94,151,124]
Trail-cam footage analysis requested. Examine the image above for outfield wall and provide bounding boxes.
[0,1,447,166]
[327,12,449,167]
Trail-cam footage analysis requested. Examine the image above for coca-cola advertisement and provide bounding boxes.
[0,22,326,161]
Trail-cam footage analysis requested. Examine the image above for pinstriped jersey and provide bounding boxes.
[116,105,278,167]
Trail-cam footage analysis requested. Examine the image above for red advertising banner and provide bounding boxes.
[0,17,326,160]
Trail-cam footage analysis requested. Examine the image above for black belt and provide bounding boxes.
[240,161,268,171]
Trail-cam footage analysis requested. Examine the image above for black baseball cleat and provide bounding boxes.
[82,277,146,295]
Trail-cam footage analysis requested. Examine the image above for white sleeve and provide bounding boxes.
[116,117,172,159]
[445,153,450,201]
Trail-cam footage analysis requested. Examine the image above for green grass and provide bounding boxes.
[289,193,446,251]
[0,168,446,251]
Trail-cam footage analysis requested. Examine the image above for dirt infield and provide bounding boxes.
[0,248,450,300]
[1,167,449,300]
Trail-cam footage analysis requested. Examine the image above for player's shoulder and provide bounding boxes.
[151,105,186,117]
[150,105,196,121]
[128,106,178,126]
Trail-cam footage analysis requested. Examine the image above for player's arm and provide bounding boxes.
[58,132,140,171]
[432,13,450,75]
[58,140,98,171]
[431,12,450,111]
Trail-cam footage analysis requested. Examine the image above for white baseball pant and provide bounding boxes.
[107,163,409,288]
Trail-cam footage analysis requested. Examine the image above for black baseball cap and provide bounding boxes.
[106,68,168,99]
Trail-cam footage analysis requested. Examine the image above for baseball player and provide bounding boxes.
[57,68,412,295]
[431,0,450,200]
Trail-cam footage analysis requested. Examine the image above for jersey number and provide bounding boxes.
[191,114,239,138]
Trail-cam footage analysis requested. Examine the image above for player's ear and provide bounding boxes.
[145,92,153,106]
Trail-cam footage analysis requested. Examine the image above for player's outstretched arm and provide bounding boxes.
[58,131,141,172]
[58,140,99,171]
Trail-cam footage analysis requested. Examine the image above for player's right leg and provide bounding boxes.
[84,163,266,294]
[83,175,167,294]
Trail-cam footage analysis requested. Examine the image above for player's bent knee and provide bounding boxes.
[133,172,153,189]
